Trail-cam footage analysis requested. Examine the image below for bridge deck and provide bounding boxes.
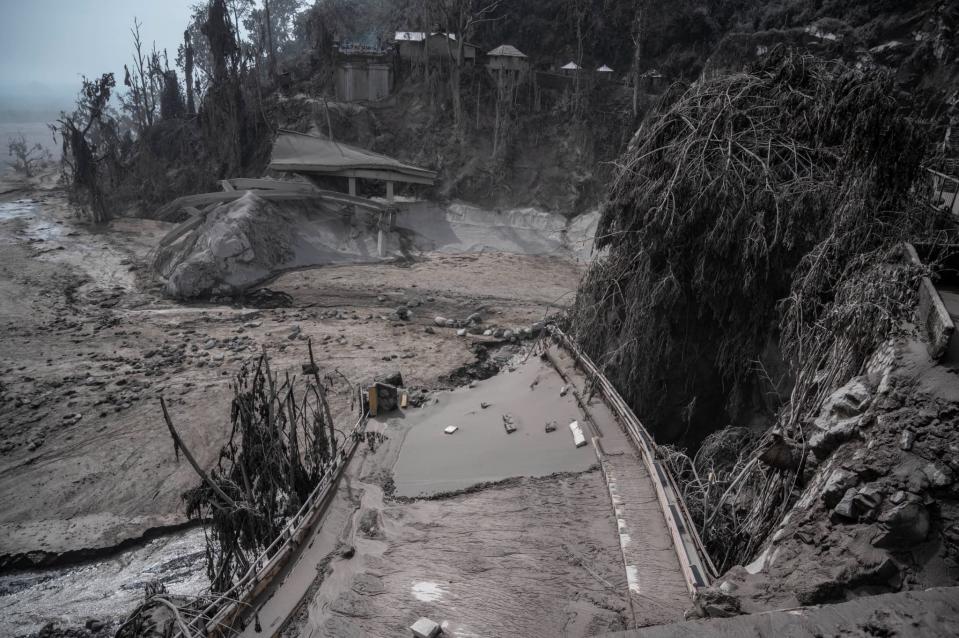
[218,344,695,636]
[547,345,692,626]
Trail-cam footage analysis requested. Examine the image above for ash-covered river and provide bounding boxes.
[391,354,597,497]
[0,528,208,637]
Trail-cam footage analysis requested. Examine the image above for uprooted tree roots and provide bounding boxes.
[570,48,957,571]
[116,344,362,637]
[163,342,349,593]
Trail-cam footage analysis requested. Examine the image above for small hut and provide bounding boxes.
[597,64,614,73]
[487,44,529,73]
[560,61,581,75]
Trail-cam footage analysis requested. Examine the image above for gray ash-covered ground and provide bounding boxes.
[0,174,587,636]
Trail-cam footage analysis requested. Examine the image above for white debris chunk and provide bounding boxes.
[411,617,441,638]
[444,425,458,434]
[568,420,587,447]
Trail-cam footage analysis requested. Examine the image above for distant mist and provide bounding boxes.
[0,83,75,124]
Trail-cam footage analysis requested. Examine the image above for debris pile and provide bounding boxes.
[153,192,378,299]
[572,48,959,582]
[166,342,343,593]
[692,338,959,613]
[571,49,944,447]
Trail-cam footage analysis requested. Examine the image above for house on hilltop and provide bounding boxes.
[487,44,529,73]
[394,31,478,63]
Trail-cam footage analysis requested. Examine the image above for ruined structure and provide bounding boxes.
[333,43,392,103]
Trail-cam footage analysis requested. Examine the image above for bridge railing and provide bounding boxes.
[175,412,369,638]
[923,167,959,217]
[550,326,719,594]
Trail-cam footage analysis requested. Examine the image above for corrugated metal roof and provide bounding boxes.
[488,44,527,58]
[394,31,425,42]
[394,31,459,42]
[560,61,580,70]
[597,64,614,72]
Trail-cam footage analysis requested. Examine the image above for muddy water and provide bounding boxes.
[0,528,208,637]
[0,199,65,243]
[0,199,136,290]
[391,355,596,497]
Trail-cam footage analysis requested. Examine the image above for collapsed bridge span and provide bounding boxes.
[169,327,716,637]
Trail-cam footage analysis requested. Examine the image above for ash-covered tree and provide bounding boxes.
[53,73,124,223]
[430,0,503,141]
[6,133,49,177]
[177,29,197,115]
[244,0,303,82]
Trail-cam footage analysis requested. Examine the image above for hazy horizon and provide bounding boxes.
[0,0,198,119]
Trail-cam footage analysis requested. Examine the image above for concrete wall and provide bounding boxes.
[335,62,391,102]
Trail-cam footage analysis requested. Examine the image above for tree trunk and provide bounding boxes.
[631,1,648,118]
[184,30,196,115]
[264,0,277,82]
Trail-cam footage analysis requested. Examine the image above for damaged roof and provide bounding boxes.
[269,130,437,185]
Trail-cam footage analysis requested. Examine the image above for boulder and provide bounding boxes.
[691,587,742,618]
[832,488,858,521]
[826,379,873,418]
[411,617,442,638]
[809,416,862,454]
[900,429,915,451]
[822,469,858,507]
[873,494,930,547]
[851,483,884,521]
[922,462,953,489]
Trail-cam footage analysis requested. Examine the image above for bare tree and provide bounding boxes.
[433,0,502,141]
[264,0,277,80]
[123,18,157,133]
[180,29,196,115]
[567,0,588,116]
[7,133,49,177]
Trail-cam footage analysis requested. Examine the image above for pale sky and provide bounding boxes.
[0,0,198,102]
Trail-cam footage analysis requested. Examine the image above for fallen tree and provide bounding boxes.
[163,343,343,593]
[115,344,366,637]
[570,48,955,569]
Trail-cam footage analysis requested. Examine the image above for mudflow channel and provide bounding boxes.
[0,185,655,637]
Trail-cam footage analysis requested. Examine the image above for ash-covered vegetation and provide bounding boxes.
[569,47,959,577]
[46,0,957,222]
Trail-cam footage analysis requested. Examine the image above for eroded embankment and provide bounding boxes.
[155,192,598,299]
